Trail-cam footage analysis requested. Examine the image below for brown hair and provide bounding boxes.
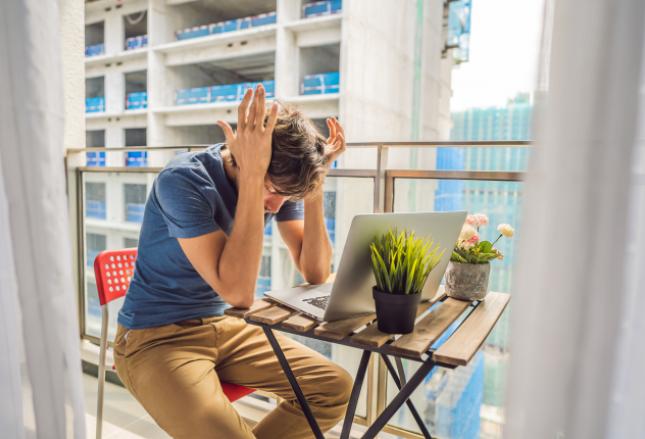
[267,104,328,199]
[224,103,329,199]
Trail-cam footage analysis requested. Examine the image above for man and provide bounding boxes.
[113,84,352,438]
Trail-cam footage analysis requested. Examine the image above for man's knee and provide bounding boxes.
[317,363,353,409]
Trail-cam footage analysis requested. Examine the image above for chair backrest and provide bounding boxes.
[93,248,138,306]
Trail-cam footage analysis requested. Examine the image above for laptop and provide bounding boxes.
[265,211,466,322]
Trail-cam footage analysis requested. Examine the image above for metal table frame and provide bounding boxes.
[250,320,460,439]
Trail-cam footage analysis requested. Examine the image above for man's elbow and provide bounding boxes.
[303,267,331,285]
[227,294,255,309]
[233,296,255,308]
[219,284,255,308]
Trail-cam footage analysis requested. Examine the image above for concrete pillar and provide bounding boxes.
[60,0,86,324]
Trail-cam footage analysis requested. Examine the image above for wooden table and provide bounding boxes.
[225,290,510,439]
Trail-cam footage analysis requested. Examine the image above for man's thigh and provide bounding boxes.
[114,322,255,439]
[214,317,351,405]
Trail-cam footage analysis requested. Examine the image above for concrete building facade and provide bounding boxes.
[81,0,470,436]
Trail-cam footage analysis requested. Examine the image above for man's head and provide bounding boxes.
[267,104,328,198]
[225,103,329,213]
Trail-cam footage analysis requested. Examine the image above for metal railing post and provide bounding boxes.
[96,305,110,439]
[374,145,389,212]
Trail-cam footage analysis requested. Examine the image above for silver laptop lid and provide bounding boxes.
[323,211,466,321]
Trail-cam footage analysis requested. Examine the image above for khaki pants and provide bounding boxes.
[113,316,353,439]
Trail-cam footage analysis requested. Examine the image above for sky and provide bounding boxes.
[450,0,545,111]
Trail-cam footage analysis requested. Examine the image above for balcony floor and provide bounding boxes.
[21,371,168,438]
[21,370,375,438]
[80,373,169,438]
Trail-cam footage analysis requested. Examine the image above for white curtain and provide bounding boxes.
[506,0,645,438]
[0,0,86,438]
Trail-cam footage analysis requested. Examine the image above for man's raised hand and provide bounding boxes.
[324,117,346,167]
[216,84,278,180]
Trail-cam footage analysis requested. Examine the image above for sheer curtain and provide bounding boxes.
[506,0,645,438]
[0,0,85,438]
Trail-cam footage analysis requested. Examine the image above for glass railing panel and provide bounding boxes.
[389,177,522,438]
[82,171,155,339]
[75,146,527,429]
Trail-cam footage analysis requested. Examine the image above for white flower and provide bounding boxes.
[458,224,478,242]
[474,213,489,226]
[497,223,515,238]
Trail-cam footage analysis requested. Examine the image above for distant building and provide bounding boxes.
[82,1,485,436]
[437,93,532,293]
[434,94,533,437]
[82,0,456,338]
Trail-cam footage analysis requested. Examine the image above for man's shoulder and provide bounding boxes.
[164,144,222,172]
[157,145,222,183]
[155,144,229,203]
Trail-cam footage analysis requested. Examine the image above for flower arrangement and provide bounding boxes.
[450,213,515,264]
[369,228,445,295]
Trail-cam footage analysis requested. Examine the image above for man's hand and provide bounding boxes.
[305,117,347,200]
[323,117,346,169]
[178,85,279,309]
[216,84,279,179]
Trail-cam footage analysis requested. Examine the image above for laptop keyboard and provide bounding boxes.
[303,295,330,311]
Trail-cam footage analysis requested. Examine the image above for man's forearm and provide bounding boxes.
[300,189,333,284]
[217,175,265,306]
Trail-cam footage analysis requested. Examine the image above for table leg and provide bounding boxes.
[381,354,433,439]
[362,357,436,439]
[261,326,325,439]
[340,350,371,439]
[394,357,407,386]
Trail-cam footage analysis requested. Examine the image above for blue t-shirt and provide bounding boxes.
[118,144,304,329]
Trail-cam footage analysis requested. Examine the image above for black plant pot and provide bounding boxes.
[372,287,421,334]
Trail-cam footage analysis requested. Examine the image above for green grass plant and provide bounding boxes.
[369,228,445,295]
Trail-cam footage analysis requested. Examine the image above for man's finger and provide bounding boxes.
[336,132,346,150]
[325,120,334,145]
[265,102,279,134]
[335,119,345,137]
[238,88,252,131]
[256,85,267,131]
[328,117,337,141]
[246,87,258,130]
[216,120,235,143]
[249,84,263,129]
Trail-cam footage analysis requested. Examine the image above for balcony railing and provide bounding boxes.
[65,140,530,439]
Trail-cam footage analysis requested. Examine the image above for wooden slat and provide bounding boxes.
[315,288,446,344]
[433,292,510,366]
[281,314,318,332]
[386,298,471,359]
[351,300,436,348]
[225,299,273,318]
[349,323,392,347]
[247,304,294,325]
[314,313,376,341]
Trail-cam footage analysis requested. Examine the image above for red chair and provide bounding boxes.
[93,248,254,439]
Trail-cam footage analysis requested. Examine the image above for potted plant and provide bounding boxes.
[369,228,446,334]
[446,213,514,301]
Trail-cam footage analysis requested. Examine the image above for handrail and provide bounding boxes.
[65,140,533,154]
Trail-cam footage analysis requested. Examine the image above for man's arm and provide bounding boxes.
[277,117,347,284]
[278,189,332,285]
[177,174,265,308]
[177,84,278,308]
